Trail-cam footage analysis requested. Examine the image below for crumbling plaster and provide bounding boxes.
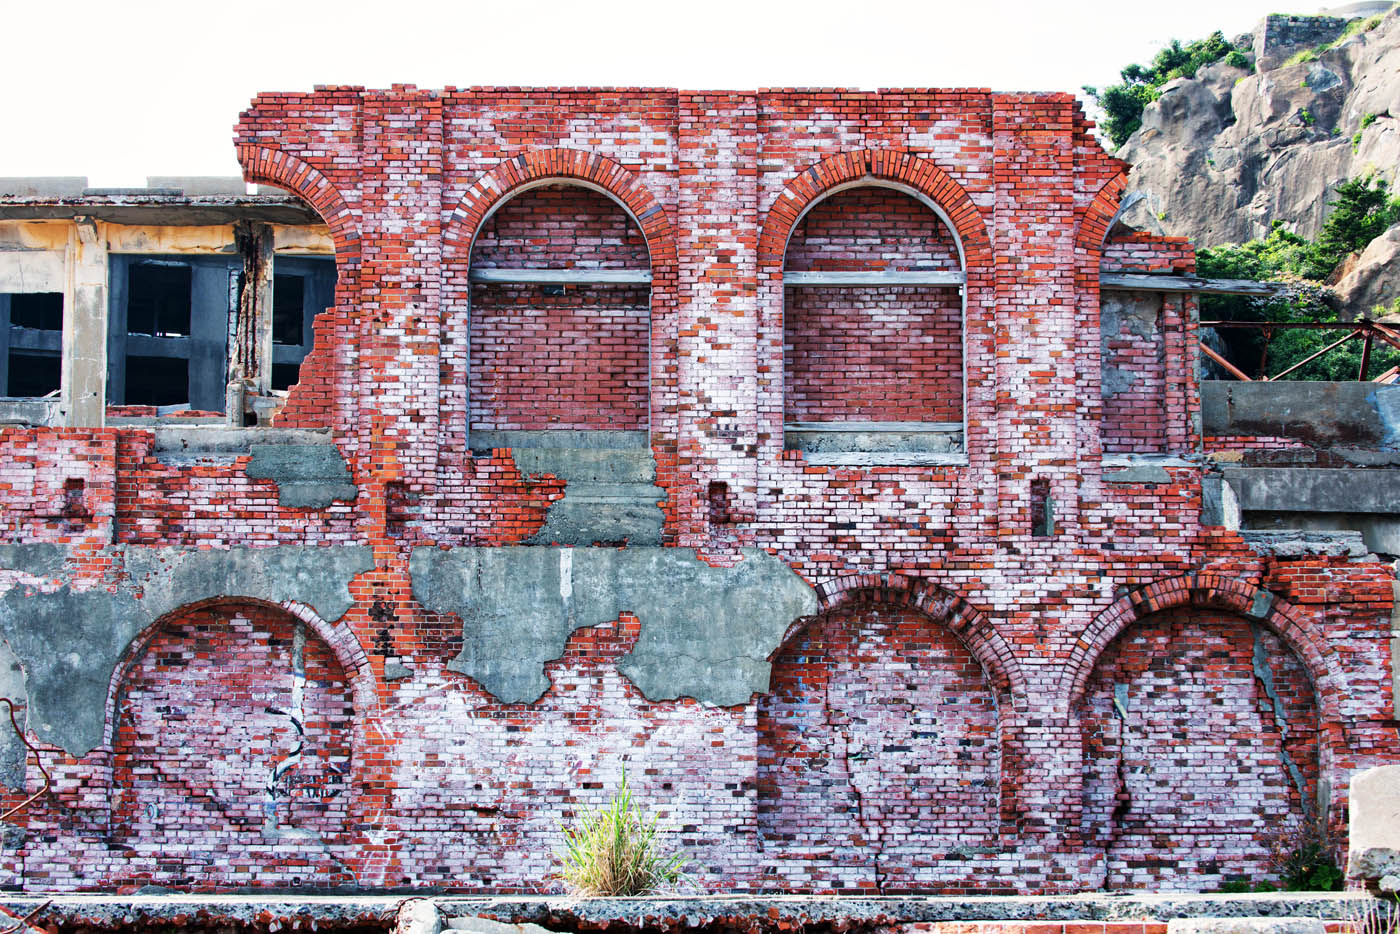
[410,546,818,705]
[0,545,373,755]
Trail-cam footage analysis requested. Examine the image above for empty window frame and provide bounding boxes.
[108,256,230,411]
[0,292,64,398]
[107,254,336,411]
[270,256,335,392]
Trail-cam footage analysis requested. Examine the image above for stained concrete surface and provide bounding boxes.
[1202,382,1400,449]
[410,546,817,705]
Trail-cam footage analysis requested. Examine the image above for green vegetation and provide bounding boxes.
[1085,31,1252,147]
[1198,176,1400,380]
[1300,108,1315,125]
[1353,112,1378,152]
[555,772,687,896]
[1285,11,1386,65]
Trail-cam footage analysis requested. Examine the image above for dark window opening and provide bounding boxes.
[271,363,301,392]
[127,264,192,337]
[7,351,60,398]
[124,356,189,407]
[273,274,305,345]
[1030,478,1054,538]
[10,293,63,331]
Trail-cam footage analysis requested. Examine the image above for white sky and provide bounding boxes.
[2,0,1292,186]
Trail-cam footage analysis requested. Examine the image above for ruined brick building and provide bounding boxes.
[0,87,1395,894]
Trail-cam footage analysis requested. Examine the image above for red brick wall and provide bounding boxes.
[0,88,1392,897]
[758,605,1001,893]
[784,188,962,424]
[1078,609,1320,890]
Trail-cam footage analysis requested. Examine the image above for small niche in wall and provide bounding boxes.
[1030,478,1054,538]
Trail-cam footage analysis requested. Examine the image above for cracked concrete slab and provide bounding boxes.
[410,546,817,706]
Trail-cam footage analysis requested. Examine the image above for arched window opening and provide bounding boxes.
[467,182,652,440]
[1077,608,1321,891]
[782,185,965,463]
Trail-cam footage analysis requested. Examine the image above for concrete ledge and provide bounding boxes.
[0,893,1372,932]
[785,422,964,457]
[0,397,59,427]
[1167,920,1326,934]
[1223,467,1400,514]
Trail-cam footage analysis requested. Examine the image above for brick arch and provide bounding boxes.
[759,149,990,270]
[776,571,1025,704]
[103,596,378,748]
[1075,171,1129,260]
[235,145,360,265]
[1060,573,1344,719]
[443,148,676,265]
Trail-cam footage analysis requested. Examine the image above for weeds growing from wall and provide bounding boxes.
[555,772,687,896]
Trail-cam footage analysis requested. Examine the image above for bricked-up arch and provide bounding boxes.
[439,149,677,452]
[465,184,652,431]
[1076,605,1322,890]
[759,574,1015,892]
[1060,574,1343,720]
[106,599,364,888]
[781,186,966,425]
[104,597,378,748]
[444,148,675,263]
[803,572,1024,700]
[756,150,991,460]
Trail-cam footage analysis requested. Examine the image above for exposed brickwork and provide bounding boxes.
[1077,608,1319,890]
[758,605,1001,893]
[0,87,1392,896]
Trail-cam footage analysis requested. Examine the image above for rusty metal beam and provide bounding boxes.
[1199,341,1253,381]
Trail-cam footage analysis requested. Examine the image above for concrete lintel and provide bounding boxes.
[468,267,651,285]
[1104,465,1174,484]
[783,269,965,287]
[1100,274,1280,295]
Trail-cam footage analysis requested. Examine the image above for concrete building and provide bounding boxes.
[0,87,1394,894]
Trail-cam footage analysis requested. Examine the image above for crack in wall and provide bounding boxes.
[1100,682,1133,891]
[1251,624,1313,821]
[824,671,884,894]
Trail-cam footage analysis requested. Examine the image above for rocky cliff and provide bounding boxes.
[1117,4,1400,313]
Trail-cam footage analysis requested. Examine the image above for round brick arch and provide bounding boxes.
[235,144,361,265]
[442,148,676,266]
[1074,171,1130,260]
[775,571,1026,705]
[758,149,991,270]
[102,596,378,748]
[1060,573,1345,720]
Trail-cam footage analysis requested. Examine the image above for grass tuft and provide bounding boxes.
[555,772,687,896]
